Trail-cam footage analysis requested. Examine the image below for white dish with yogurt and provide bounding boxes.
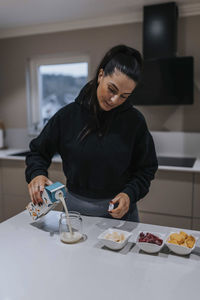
[98,228,132,250]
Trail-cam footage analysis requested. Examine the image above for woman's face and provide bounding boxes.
[97,68,137,111]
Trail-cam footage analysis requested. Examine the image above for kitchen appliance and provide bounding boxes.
[157,156,196,168]
[143,2,178,60]
[131,2,194,105]
[132,56,194,105]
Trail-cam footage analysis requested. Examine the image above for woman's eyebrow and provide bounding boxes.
[109,82,132,95]
[109,82,119,91]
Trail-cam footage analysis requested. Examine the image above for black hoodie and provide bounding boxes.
[25,84,158,205]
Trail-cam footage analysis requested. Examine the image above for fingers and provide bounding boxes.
[30,184,43,205]
[110,204,125,218]
[28,183,34,204]
[35,185,43,205]
[109,193,130,219]
[47,179,53,185]
[111,195,121,204]
[28,175,51,205]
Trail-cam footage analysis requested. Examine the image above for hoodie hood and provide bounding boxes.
[74,82,133,140]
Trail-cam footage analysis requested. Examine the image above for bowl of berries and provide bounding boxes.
[136,231,166,254]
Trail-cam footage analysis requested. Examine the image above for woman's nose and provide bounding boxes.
[110,95,119,103]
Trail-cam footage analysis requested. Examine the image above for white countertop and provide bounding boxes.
[0,148,62,163]
[1,148,200,172]
[0,210,200,300]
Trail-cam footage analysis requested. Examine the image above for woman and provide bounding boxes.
[25,44,158,222]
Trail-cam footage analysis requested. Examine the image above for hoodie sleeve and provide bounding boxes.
[25,112,60,183]
[122,120,158,205]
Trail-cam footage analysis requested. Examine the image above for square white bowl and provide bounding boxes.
[165,231,197,255]
[136,231,166,254]
[98,228,132,250]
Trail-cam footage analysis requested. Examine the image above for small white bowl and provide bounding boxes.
[136,231,165,254]
[165,232,197,255]
[98,228,132,250]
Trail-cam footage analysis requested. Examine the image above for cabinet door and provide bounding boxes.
[193,174,200,218]
[1,160,29,220]
[139,211,192,229]
[3,195,28,220]
[138,170,193,217]
[48,162,66,184]
[1,160,29,197]
[192,218,200,231]
[0,162,3,222]
[1,160,65,221]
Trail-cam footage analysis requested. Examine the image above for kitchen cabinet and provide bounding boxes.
[48,162,66,183]
[1,160,29,220]
[192,173,200,230]
[192,219,200,231]
[139,211,191,229]
[138,170,193,229]
[193,173,200,217]
[0,164,3,222]
[0,157,200,229]
[0,159,65,221]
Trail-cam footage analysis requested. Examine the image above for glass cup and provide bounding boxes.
[59,211,83,244]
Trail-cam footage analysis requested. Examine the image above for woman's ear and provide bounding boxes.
[97,68,104,84]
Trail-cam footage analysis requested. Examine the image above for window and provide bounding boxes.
[27,54,89,135]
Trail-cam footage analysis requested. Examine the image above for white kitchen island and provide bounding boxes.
[0,210,200,300]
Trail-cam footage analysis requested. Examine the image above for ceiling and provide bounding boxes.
[0,0,200,38]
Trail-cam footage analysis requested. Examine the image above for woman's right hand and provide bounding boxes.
[28,175,53,205]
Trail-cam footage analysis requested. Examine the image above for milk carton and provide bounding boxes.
[26,182,66,220]
[42,182,66,205]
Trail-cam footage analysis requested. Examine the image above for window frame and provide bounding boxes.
[26,53,90,135]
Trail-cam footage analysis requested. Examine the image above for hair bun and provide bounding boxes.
[104,45,142,68]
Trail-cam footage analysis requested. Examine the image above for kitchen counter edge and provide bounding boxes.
[1,148,200,172]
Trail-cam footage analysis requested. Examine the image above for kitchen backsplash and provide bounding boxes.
[4,128,33,149]
[152,131,200,157]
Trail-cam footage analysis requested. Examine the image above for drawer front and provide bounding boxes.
[138,170,193,217]
[139,211,192,229]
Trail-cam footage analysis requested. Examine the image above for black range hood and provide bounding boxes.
[143,2,178,60]
[131,2,194,106]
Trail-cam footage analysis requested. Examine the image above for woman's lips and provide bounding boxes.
[104,101,114,108]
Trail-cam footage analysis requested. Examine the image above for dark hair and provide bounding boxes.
[78,45,143,141]
[96,44,142,82]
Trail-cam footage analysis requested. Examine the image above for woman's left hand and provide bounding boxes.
[109,193,130,219]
